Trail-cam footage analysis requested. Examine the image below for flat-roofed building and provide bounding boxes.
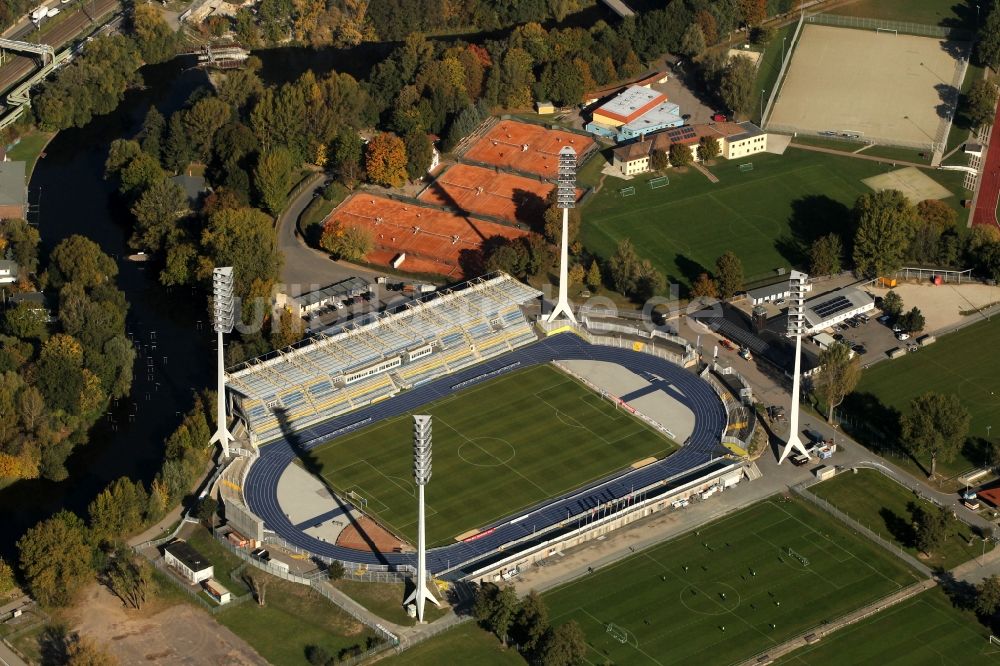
[803,286,875,333]
[163,540,214,585]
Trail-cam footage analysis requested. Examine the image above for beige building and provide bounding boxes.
[611,122,768,177]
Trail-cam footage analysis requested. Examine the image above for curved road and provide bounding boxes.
[244,334,728,577]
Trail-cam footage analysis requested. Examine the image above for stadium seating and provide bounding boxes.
[228,274,541,444]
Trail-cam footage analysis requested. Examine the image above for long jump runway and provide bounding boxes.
[243,334,728,576]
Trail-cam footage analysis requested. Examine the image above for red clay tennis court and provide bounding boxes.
[330,194,529,278]
[463,120,596,178]
[417,164,555,225]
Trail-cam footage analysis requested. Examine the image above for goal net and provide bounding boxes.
[619,186,636,197]
[648,176,669,189]
[739,163,754,172]
[606,623,629,644]
[875,27,898,35]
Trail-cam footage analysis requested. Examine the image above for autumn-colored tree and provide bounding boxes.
[695,9,719,45]
[320,220,375,262]
[739,0,766,26]
[568,263,586,286]
[586,260,602,290]
[690,273,719,298]
[365,132,408,188]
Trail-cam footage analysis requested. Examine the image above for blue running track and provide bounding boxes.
[243,334,728,575]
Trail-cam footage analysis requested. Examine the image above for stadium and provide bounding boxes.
[218,273,758,582]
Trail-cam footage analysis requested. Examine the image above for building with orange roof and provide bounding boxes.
[611,121,769,176]
[586,85,684,142]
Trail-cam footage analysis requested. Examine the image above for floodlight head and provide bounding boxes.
[413,415,432,486]
[213,266,235,334]
[786,270,809,338]
[557,146,577,210]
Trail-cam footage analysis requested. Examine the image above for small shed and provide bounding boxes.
[202,578,232,605]
[535,100,555,114]
[812,332,836,350]
[163,540,213,585]
[0,259,17,284]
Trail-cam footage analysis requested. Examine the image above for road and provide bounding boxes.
[0,0,120,98]
[277,173,389,291]
[0,639,26,666]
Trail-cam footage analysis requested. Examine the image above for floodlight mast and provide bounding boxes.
[778,270,812,464]
[210,267,236,459]
[546,146,577,324]
[404,415,440,621]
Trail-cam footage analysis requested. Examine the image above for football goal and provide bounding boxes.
[619,186,636,197]
[648,176,669,189]
[786,546,810,567]
[875,27,898,35]
[739,163,754,172]
[606,623,629,644]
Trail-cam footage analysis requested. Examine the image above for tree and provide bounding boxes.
[48,234,118,289]
[965,79,999,129]
[512,590,549,655]
[184,96,231,162]
[543,204,581,245]
[586,260,602,290]
[244,571,269,606]
[977,7,1000,70]
[118,152,164,199]
[608,238,641,295]
[65,634,118,666]
[327,561,345,581]
[194,496,219,524]
[739,0,767,26]
[916,199,958,232]
[0,557,14,595]
[138,107,165,161]
[474,583,519,645]
[131,2,177,64]
[538,620,588,666]
[130,178,187,252]
[104,546,149,611]
[809,233,843,276]
[568,263,585,286]
[320,221,374,262]
[814,342,862,422]
[201,207,282,310]
[715,251,743,299]
[719,55,757,119]
[898,307,925,333]
[914,505,950,556]
[17,510,93,606]
[88,477,148,542]
[270,307,303,349]
[254,147,295,215]
[306,645,332,666]
[900,392,971,477]
[881,290,903,319]
[852,190,917,278]
[690,272,719,298]
[679,23,707,59]
[403,130,433,180]
[651,149,670,171]
[668,142,693,168]
[2,302,46,340]
[541,59,584,107]
[698,136,720,162]
[977,575,1000,617]
[365,132,408,188]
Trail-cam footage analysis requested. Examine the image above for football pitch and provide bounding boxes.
[581,151,968,291]
[843,317,1000,477]
[545,497,922,665]
[306,364,677,547]
[777,587,1000,665]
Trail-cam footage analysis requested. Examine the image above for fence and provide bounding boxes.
[892,267,974,284]
[259,531,414,582]
[791,482,935,577]
[536,318,698,367]
[804,12,973,39]
[761,11,805,127]
[150,557,256,614]
[766,122,939,152]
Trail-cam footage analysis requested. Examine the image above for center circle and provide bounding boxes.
[458,437,515,467]
[679,582,741,615]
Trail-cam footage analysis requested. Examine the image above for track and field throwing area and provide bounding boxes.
[305,365,677,547]
[417,163,577,226]
[768,24,968,148]
[463,120,596,179]
[545,497,922,666]
[329,194,528,278]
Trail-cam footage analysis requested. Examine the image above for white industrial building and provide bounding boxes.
[163,540,214,585]
[803,286,875,333]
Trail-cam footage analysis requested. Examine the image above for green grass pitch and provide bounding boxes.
[777,587,1000,665]
[544,497,923,665]
[580,150,968,291]
[305,364,677,547]
[842,317,1000,478]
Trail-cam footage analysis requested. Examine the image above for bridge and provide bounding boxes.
[600,0,635,18]
[196,43,249,70]
[0,47,71,131]
[0,38,55,65]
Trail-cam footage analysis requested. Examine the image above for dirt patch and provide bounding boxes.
[336,515,408,555]
[871,281,1000,333]
[463,120,596,179]
[70,583,267,665]
[862,167,952,204]
[330,194,529,278]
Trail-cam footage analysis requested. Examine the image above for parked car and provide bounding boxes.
[852,344,868,355]
[856,313,870,323]
[878,314,892,324]
[791,454,810,466]
[739,347,753,361]
[720,339,735,350]
[896,331,910,341]
[712,113,727,122]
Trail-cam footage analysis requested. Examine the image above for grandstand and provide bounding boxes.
[226,274,541,445]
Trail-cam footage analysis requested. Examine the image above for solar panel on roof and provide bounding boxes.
[812,295,852,318]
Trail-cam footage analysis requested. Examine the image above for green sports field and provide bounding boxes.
[581,150,968,291]
[544,497,922,665]
[826,0,975,29]
[812,469,993,570]
[306,364,676,547]
[841,317,1000,478]
[778,587,1000,665]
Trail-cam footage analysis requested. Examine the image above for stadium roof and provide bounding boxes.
[803,286,874,329]
[594,86,666,123]
[294,277,370,308]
